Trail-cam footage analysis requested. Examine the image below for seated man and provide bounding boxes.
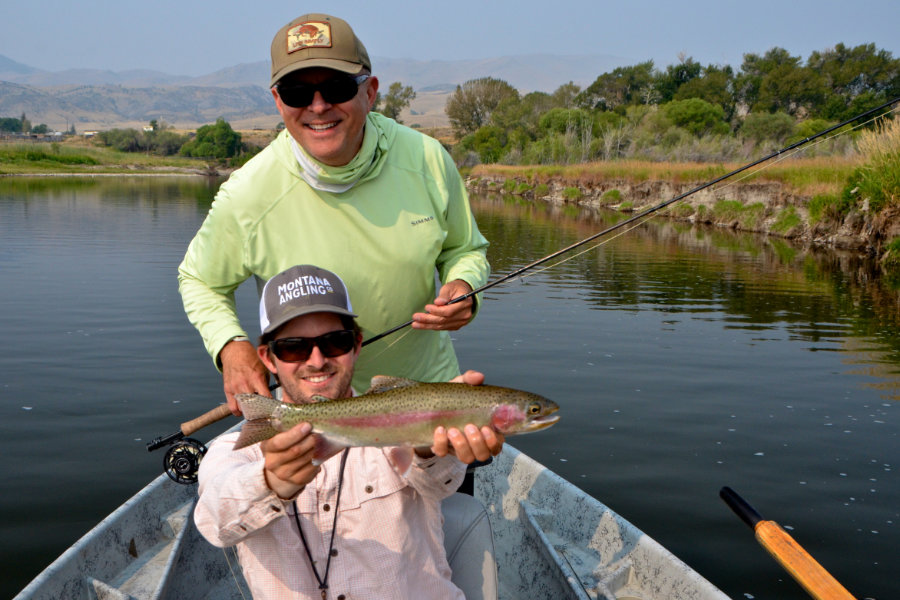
[194,264,503,600]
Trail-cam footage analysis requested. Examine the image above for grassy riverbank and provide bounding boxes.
[469,156,862,198]
[0,140,215,175]
[468,118,900,259]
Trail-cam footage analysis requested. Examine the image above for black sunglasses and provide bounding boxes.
[276,74,369,108]
[268,329,357,363]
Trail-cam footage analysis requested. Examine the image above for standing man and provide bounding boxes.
[178,13,490,414]
[194,264,503,599]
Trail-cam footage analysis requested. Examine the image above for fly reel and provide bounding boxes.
[163,438,207,484]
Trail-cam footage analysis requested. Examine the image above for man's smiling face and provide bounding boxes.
[259,312,360,404]
[272,67,378,167]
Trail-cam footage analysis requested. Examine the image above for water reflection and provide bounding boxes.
[0,179,896,600]
[471,191,900,389]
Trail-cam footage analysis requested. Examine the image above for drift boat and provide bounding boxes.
[14,443,727,600]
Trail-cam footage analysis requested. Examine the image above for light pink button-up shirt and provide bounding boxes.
[195,431,467,600]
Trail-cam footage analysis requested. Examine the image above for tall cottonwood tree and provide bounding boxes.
[445,77,519,138]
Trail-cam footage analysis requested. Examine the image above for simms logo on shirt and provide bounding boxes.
[411,216,435,226]
[277,275,335,304]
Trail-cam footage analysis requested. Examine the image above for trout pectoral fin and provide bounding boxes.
[388,447,415,476]
[233,419,279,450]
[310,434,347,465]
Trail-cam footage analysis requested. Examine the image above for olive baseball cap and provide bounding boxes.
[270,13,371,86]
[259,265,357,336]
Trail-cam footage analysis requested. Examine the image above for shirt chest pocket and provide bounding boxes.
[295,450,409,515]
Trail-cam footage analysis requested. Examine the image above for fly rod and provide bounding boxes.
[720,486,856,600]
[363,95,900,347]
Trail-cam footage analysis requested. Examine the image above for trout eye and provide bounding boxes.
[528,402,541,415]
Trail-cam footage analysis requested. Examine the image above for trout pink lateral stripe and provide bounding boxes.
[327,408,474,428]
[232,376,559,451]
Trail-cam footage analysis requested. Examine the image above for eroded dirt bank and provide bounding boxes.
[467,175,900,258]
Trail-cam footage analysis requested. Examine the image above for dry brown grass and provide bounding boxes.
[472,156,864,196]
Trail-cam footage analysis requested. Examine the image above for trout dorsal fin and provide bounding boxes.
[366,375,420,394]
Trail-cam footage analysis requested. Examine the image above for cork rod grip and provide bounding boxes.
[180,404,234,437]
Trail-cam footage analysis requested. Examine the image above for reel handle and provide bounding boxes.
[180,404,233,436]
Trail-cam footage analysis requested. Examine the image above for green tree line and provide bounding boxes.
[93,118,253,163]
[0,113,57,135]
[445,43,900,165]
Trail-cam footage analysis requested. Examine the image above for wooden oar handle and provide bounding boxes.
[755,521,856,600]
[721,487,856,600]
[180,404,234,437]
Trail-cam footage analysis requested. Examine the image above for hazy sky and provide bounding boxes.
[2,0,898,76]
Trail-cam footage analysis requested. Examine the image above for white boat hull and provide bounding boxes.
[15,444,727,600]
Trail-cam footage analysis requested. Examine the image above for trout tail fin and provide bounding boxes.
[232,394,283,450]
[236,393,281,420]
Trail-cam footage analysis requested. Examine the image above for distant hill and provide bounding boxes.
[0,52,630,131]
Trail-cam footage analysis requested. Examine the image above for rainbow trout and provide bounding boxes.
[233,376,559,451]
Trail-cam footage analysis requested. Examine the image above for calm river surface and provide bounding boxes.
[1,176,897,599]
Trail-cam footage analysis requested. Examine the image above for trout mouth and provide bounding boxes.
[527,414,560,431]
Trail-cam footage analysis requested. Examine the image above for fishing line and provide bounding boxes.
[222,546,250,600]
[363,95,900,347]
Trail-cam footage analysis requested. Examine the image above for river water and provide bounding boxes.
[1,177,897,599]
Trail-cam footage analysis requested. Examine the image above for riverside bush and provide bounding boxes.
[809,193,853,223]
[563,186,582,200]
[850,116,900,212]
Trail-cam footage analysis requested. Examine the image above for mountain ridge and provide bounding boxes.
[0,52,631,131]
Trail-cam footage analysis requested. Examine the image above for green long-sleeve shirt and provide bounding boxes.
[178,113,489,391]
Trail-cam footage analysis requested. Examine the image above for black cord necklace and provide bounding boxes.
[292,448,350,600]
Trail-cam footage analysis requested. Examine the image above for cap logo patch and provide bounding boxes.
[286,21,332,54]
[277,275,334,304]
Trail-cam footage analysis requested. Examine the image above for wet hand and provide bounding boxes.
[411,279,474,331]
[431,424,505,464]
[260,422,320,499]
[450,370,484,386]
[220,339,271,416]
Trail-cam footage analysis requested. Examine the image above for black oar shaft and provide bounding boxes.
[363,96,900,347]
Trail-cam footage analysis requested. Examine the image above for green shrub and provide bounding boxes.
[772,206,802,234]
[740,112,796,144]
[711,200,765,228]
[562,186,582,200]
[602,189,622,201]
[883,237,900,271]
[534,183,549,196]
[618,200,634,212]
[502,179,516,192]
[672,203,695,219]
[712,199,745,221]
[809,193,853,224]
[663,98,730,137]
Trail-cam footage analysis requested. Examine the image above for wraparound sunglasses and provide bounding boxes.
[268,329,357,362]
[276,74,369,108]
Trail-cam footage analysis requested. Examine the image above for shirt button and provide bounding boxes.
[330,548,339,557]
[337,595,346,600]
[323,504,331,512]
[365,485,373,493]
